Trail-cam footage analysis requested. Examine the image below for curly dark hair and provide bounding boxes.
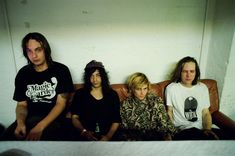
[22,32,53,66]
[83,67,111,93]
[170,56,200,85]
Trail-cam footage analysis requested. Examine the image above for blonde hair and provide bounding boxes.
[127,72,151,95]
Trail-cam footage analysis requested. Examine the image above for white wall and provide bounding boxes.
[205,0,235,120]
[6,0,206,84]
[0,0,17,127]
[0,0,234,126]
[220,32,235,120]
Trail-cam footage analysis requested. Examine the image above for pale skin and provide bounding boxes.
[14,39,68,140]
[167,61,218,139]
[72,69,119,141]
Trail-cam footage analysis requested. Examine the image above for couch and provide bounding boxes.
[69,79,235,139]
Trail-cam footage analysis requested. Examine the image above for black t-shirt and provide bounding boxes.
[13,62,74,119]
[70,88,121,135]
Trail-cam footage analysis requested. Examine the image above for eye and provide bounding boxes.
[35,47,43,52]
[26,48,32,54]
[144,87,148,91]
[135,88,141,91]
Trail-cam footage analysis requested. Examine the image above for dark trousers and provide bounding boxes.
[116,129,165,141]
[0,123,5,139]
[1,116,72,141]
[173,127,226,140]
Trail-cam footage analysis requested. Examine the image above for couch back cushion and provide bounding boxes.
[70,79,219,113]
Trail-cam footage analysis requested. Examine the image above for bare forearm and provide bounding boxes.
[37,94,67,130]
[71,115,85,132]
[202,108,212,130]
[16,102,28,125]
[105,123,119,139]
[167,106,174,123]
[39,103,66,130]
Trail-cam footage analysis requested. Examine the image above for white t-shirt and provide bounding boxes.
[165,82,210,130]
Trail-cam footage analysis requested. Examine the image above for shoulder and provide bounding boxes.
[16,65,33,77]
[147,93,164,103]
[122,96,134,105]
[49,62,72,77]
[195,82,208,90]
[75,88,86,95]
[18,65,32,73]
[105,88,119,97]
[110,89,119,95]
[51,61,70,71]
[73,88,87,99]
[166,82,179,91]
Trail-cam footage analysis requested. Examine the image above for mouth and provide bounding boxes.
[32,59,40,63]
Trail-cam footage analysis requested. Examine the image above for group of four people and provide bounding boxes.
[1,32,220,141]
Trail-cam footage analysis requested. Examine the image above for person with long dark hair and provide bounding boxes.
[2,32,74,141]
[70,60,121,141]
[165,56,219,140]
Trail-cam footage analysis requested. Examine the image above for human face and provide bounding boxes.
[133,84,148,101]
[181,62,196,87]
[90,69,102,89]
[26,39,47,71]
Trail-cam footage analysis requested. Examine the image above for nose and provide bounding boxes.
[31,51,37,58]
[186,71,190,77]
[92,75,97,82]
[140,89,145,95]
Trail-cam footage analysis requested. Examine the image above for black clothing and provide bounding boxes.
[70,88,121,137]
[2,62,74,140]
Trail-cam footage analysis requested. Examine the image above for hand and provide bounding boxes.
[14,124,26,140]
[81,130,98,141]
[26,124,44,141]
[163,133,172,141]
[203,129,219,140]
[100,135,111,141]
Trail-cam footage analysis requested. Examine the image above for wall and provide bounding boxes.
[6,0,206,84]
[206,0,235,120]
[220,32,235,120]
[0,0,16,127]
[0,0,234,126]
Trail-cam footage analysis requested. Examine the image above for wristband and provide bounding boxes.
[81,129,87,135]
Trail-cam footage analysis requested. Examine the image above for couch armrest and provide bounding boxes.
[212,111,235,131]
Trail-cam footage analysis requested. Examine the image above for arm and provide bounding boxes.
[100,91,121,141]
[202,108,219,139]
[157,101,176,140]
[100,123,119,141]
[120,100,130,129]
[14,101,28,139]
[167,106,174,124]
[71,114,97,141]
[26,93,68,140]
[202,108,212,130]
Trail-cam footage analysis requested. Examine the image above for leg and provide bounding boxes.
[1,121,18,140]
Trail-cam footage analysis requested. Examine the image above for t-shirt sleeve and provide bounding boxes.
[70,89,82,115]
[57,65,74,94]
[202,84,210,108]
[110,90,122,123]
[165,84,173,107]
[13,69,27,102]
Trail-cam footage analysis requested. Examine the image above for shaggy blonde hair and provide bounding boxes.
[127,72,151,96]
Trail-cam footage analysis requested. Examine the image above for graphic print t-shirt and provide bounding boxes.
[184,96,198,122]
[166,82,210,130]
[13,62,74,118]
